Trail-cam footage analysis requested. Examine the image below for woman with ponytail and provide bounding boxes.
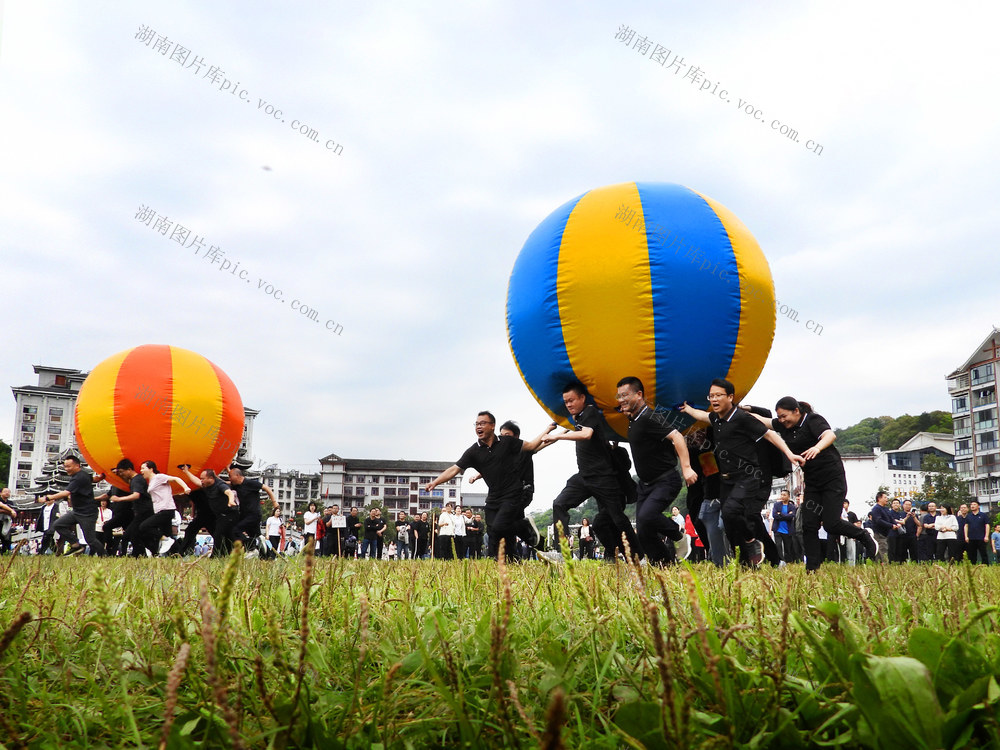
[748,397,877,571]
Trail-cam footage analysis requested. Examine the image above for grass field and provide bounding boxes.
[1,548,999,749]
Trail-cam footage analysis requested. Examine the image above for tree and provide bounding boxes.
[0,439,10,489]
[917,454,971,509]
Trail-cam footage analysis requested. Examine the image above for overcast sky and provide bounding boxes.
[1,1,997,508]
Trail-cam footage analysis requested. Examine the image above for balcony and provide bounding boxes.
[948,376,970,393]
[955,447,973,457]
[954,427,972,437]
[972,371,996,387]
[975,419,998,431]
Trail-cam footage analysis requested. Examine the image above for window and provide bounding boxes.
[383,476,395,484]
[431,489,443,497]
[49,407,63,417]
[955,439,972,457]
[19,442,34,452]
[384,488,397,496]
[54,375,67,387]
[419,500,430,510]
[370,488,379,496]
[49,415,61,423]
[19,451,31,459]
[48,433,60,443]
[355,487,365,496]
[449,489,456,498]
[972,363,995,385]
[954,417,971,436]
[398,476,409,484]
[22,405,37,415]
[410,482,418,491]
[21,424,35,433]
[953,396,969,413]
[369,476,380,484]
[343,487,353,496]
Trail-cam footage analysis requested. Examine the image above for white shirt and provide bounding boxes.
[147,474,176,513]
[438,510,454,536]
[579,524,592,540]
[453,513,466,537]
[303,511,320,534]
[265,516,283,536]
[936,514,959,540]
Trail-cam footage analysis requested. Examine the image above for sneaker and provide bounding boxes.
[524,515,541,548]
[538,550,564,565]
[65,544,84,557]
[748,543,764,567]
[245,549,259,560]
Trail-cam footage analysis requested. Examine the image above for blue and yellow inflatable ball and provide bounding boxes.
[506,181,775,440]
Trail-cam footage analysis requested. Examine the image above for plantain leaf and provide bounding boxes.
[850,654,943,750]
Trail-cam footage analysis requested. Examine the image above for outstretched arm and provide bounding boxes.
[764,430,805,467]
[426,465,462,492]
[681,402,711,423]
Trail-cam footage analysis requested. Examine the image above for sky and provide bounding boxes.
[1,1,998,509]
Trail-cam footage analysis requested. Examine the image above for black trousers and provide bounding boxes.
[485,502,533,561]
[579,537,596,559]
[917,534,936,562]
[53,510,107,556]
[233,514,262,550]
[124,511,154,557]
[466,535,483,558]
[552,473,641,561]
[967,539,992,565]
[140,510,175,556]
[720,477,775,566]
[774,532,797,563]
[103,506,134,556]
[212,512,239,557]
[897,535,918,563]
[798,478,868,571]
[936,538,960,562]
[177,510,216,555]
[635,472,683,565]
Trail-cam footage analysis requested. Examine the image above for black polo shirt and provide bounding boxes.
[234,478,264,519]
[128,474,153,517]
[709,406,767,477]
[965,510,989,541]
[456,435,524,504]
[572,404,615,479]
[627,405,678,482]
[202,480,235,517]
[921,512,938,539]
[67,471,96,515]
[188,487,214,518]
[771,412,842,486]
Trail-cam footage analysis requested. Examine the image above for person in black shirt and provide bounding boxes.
[918,501,938,562]
[411,511,429,559]
[746,395,877,570]
[899,499,921,562]
[464,509,483,558]
[361,508,386,559]
[95,477,131,556]
[615,376,697,566]
[682,380,803,568]
[47,455,108,556]
[184,468,239,557]
[173,465,217,556]
[426,411,549,561]
[964,501,992,565]
[229,468,278,553]
[541,381,643,563]
[113,459,155,557]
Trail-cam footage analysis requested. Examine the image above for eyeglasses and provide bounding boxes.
[474,421,493,427]
[707,393,728,400]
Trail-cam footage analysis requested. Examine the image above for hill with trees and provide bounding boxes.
[834,411,952,456]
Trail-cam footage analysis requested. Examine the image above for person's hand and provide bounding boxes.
[683,467,698,486]
[540,435,558,446]
[802,446,821,461]
[423,482,434,492]
[790,454,806,467]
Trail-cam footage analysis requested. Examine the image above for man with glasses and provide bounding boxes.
[681,379,802,567]
[425,411,550,561]
[615,376,697,566]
